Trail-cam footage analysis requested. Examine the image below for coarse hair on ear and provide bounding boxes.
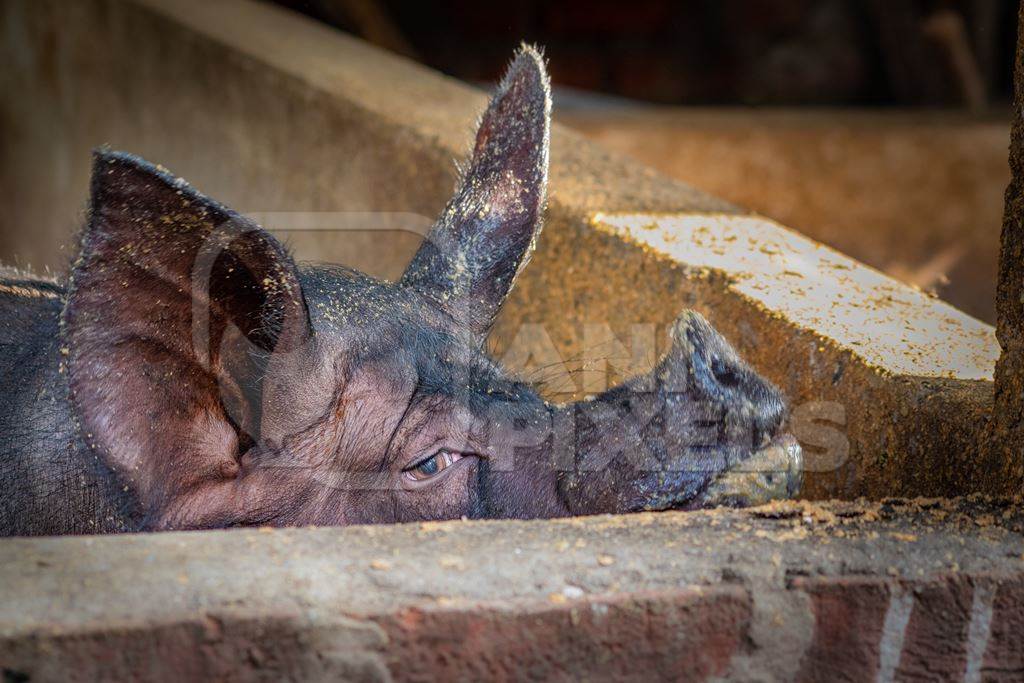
[61,150,312,527]
[401,43,551,341]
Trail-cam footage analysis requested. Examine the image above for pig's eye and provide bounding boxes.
[403,450,464,482]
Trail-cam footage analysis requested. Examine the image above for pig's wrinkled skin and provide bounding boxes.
[0,46,800,536]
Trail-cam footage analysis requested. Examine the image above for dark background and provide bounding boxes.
[273,0,1018,109]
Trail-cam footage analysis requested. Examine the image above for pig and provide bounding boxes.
[0,46,801,536]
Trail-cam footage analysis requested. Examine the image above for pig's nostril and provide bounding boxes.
[710,356,741,388]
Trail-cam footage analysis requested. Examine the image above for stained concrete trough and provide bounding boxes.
[561,107,1009,324]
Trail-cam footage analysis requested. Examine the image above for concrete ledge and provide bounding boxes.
[561,107,1009,324]
[0,0,1006,499]
[2,501,1023,681]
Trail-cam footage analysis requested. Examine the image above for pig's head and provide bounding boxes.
[61,46,801,530]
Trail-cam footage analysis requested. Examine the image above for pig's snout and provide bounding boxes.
[689,433,803,508]
[675,311,787,450]
[667,312,803,505]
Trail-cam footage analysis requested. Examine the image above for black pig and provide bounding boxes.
[0,46,801,536]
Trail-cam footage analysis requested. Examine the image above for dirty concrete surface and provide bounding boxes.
[562,107,1009,325]
[1,498,1023,680]
[592,213,996,382]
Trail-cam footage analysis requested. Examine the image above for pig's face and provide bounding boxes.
[61,46,801,531]
[230,270,559,526]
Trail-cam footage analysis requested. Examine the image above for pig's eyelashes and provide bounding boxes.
[402,449,467,483]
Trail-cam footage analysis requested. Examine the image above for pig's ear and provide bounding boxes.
[62,151,311,525]
[401,44,550,339]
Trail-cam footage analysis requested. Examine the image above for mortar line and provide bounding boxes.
[876,587,914,683]
[963,582,995,683]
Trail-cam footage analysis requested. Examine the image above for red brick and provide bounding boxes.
[982,577,1024,681]
[893,575,974,680]
[375,588,752,682]
[792,577,892,683]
